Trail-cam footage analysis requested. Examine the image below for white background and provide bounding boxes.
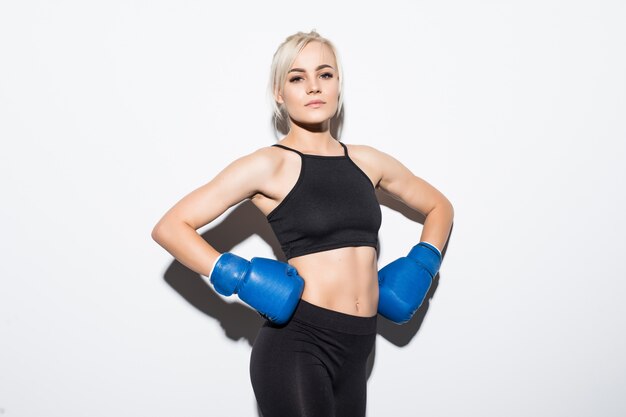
[1,1,625,416]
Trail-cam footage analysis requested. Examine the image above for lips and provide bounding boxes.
[306,100,325,106]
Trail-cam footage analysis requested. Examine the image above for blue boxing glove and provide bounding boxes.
[377,242,442,324]
[207,253,304,325]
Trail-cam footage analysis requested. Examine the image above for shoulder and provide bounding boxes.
[204,144,292,201]
[245,144,283,161]
[228,144,287,174]
[206,145,288,194]
[345,143,397,165]
[345,142,416,185]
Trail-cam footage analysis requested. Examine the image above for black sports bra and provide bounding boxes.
[266,141,382,260]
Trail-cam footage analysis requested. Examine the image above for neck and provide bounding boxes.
[283,119,337,152]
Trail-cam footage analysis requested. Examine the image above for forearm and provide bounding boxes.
[151,221,221,277]
[419,199,454,252]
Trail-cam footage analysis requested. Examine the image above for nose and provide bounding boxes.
[307,79,321,94]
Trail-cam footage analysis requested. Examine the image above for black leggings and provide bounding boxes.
[250,299,377,417]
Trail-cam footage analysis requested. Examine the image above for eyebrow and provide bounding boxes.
[288,64,335,74]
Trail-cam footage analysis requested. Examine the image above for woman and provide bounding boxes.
[152,30,454,417]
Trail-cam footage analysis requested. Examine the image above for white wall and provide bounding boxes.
[2,1,625,416]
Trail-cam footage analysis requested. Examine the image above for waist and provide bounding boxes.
[290,299,378,335]
[288,246,379,317]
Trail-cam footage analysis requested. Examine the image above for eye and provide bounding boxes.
[320,72,334,79]
[289,76,303,83]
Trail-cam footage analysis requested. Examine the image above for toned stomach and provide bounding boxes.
[287,246,379,317]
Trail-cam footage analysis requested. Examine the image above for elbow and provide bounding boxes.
[152,217,193,246]
[151,222,165,244]
[445,200,455,227]
[434,196,454,219]
[445,198,454,221]
[431,197,454,230]
[151,220,174,245]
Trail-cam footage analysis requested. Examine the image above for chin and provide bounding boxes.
[292,112,336,125]
[292,119,331,128]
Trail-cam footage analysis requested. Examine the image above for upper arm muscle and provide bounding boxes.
[158,148,275,230]
[375,147,445,215]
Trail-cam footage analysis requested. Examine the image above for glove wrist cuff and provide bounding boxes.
[419,241,441,257]
[407,242,442,277]
[209,252,250,296]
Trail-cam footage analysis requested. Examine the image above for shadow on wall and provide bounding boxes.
[162,182,451,414]
[374,190,450,348]
[162,201,274,347]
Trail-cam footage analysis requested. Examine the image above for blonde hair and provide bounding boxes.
[268,29,344,123]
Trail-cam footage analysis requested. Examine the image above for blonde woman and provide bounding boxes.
[152,30,454,417]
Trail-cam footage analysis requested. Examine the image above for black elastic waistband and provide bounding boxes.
[291,299,377,335]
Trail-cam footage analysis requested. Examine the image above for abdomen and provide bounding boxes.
[288,246,379,317]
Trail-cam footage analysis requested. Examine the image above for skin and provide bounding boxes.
[152,41,454,317]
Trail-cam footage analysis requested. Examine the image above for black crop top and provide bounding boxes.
[266,141,382,260]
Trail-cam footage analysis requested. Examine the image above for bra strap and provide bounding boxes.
[272,144,304,156]
[272,142,348,157]
[339,141,348,157]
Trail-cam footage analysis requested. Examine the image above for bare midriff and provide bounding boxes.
[287,246,379,318]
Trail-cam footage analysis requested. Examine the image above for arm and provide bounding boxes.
[151,147,277,276]
[151,147,304,324]
[361,145,454,324]
[375,148,454,251]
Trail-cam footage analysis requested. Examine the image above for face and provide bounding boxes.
[276,41,340,126]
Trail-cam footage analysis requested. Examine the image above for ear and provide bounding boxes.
[274,88,284,104]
